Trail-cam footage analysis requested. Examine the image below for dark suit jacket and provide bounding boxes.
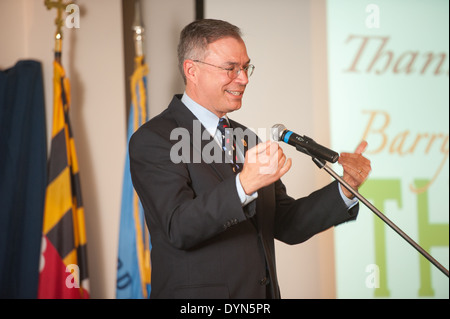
[129,94,358,299]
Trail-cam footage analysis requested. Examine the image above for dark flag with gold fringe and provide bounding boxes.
[37,60,89,299]
[0,60,47,298]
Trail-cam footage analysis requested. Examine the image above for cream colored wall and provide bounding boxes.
[1,0,336,298]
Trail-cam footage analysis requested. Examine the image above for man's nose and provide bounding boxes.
[234,69,249,85]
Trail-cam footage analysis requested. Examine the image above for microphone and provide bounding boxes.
[271,124,339,163]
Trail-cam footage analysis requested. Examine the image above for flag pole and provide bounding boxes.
[45,0,72,63]
[130,0,148,127]
[132,0,145,61]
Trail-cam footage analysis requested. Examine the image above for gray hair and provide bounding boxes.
[177,19,243,84]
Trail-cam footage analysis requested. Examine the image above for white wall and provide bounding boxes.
[1,0,336,298]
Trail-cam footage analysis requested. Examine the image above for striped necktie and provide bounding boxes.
[217,118,242,174]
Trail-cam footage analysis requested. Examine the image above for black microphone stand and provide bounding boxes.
[308,153,449,278]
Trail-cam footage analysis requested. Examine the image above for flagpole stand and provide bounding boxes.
[311,157,449,278]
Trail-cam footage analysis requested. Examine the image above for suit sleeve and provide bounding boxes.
[129,124,255,250]
[273,179,358,245]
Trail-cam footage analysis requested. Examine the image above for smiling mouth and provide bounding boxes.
[225,90,243,96]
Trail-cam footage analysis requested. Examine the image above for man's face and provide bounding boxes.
[193,37,251,117]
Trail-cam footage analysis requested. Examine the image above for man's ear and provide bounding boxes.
[184,59,198,84]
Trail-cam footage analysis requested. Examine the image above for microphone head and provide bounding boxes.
[271,124,286,141]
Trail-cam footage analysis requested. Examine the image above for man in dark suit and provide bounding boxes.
[129,19,371,299]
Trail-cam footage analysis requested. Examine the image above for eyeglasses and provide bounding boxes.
[193,60,255,79]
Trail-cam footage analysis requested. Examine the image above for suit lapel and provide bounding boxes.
[168,95,235,181]
[169,96,264,233]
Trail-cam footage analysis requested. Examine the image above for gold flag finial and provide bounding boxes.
[45,0,73,61]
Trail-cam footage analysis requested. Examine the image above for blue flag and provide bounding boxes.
[116,57,151,299]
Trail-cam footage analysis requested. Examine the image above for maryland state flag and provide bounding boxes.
[38,61,89,299]
[116,56,151,299]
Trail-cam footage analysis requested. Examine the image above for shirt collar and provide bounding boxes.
[181,92,228,137]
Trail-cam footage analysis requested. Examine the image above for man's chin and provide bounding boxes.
[226,103,242,113]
